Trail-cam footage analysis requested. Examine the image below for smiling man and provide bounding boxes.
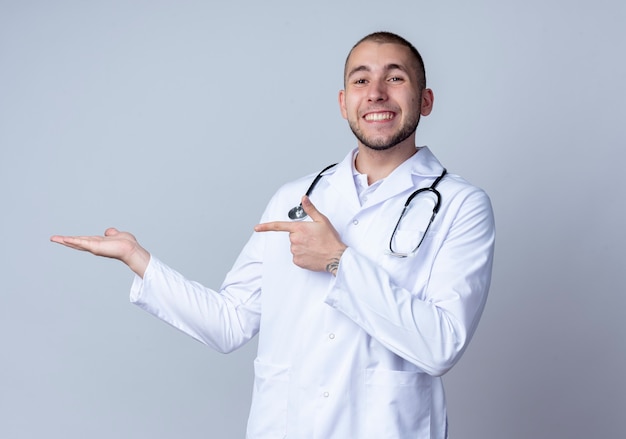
[341,36,429,153]
[51,32,495,439]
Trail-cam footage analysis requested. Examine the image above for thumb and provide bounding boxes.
[301,196,326,222]
[104,227,120,236]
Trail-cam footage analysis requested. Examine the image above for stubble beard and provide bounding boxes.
[348,113,421,151]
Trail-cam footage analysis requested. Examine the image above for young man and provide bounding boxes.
[52,32,495,439]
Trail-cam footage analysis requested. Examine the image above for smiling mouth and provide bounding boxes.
[364,111,395,121]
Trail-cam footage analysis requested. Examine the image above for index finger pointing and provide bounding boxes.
[254,221,297,233]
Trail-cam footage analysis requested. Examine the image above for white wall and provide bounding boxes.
[1,1,624,437]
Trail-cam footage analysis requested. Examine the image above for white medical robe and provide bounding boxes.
[130,146,496,438]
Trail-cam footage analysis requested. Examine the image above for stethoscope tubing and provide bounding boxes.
[288,163,338,220]
[287,162,446,231]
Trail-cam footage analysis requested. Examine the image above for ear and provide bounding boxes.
[338,89,348,119]
[420,88,434,116]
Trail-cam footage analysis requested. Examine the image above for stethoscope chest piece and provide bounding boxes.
[287,162,339,221]
[288,204,307,220]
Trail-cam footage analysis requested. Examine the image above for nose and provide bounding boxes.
[368,78,388,102]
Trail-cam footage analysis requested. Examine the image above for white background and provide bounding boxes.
[1,0,624,437]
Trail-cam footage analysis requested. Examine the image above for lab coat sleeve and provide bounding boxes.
[325,188,495,377]
[130,232,264,354]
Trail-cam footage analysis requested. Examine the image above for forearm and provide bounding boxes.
[131,255,261,353]
[325,192,495,376]
[326,246,492,376]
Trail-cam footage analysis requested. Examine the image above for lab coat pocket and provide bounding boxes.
[364,368,431,439]
[247,359,290,438]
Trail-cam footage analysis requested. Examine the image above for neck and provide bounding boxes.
[355,142,418,184]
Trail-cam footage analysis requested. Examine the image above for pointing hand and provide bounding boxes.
[254,196,346,275]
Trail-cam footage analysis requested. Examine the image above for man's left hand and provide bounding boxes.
[254,196,347,275]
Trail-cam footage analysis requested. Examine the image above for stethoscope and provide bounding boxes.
[287,163,447,258]
[288,163,339,220]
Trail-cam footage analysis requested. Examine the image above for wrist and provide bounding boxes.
[126,245,151,278]
[325,246,346,276]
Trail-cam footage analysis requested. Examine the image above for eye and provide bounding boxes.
[353,78,368,85]
[388,76,404,83]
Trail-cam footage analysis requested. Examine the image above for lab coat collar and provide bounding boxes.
[326,146,446,211]
[325,149,362,213]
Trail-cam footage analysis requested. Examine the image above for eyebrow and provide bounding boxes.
[346,63,409,80]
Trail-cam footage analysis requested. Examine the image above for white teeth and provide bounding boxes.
[365,112,394,121]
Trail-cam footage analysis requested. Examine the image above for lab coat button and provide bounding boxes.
[328,333,335,340]
[323,391,330,398]
[353,219,359,225]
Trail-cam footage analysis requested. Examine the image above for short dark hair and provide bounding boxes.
[344,31,427,90]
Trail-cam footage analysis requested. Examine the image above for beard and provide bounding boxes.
[348,112,421,151]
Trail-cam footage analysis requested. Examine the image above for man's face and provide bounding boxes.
[339,41,432,151]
